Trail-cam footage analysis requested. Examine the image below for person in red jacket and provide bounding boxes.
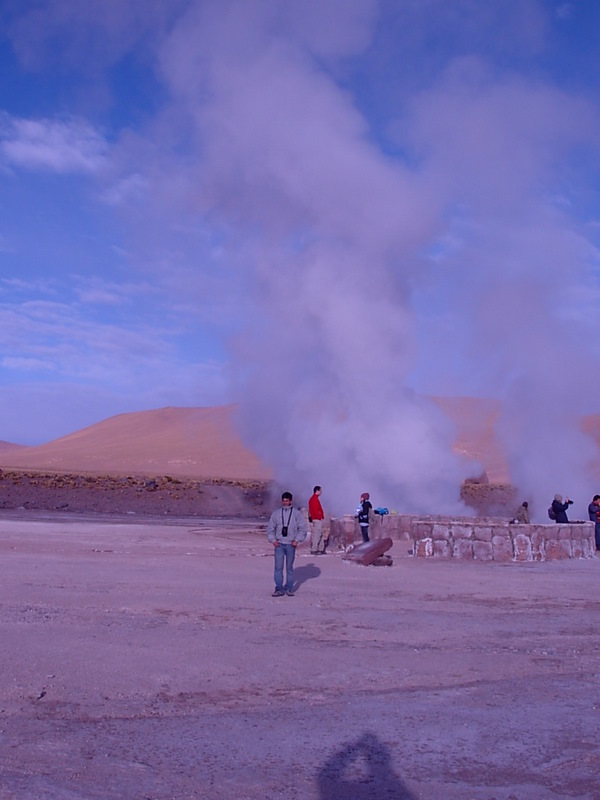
[308,485,326,554]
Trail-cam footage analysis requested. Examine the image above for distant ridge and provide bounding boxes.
[0,405,272,481]
[2,400,599,484]
[0,441,26,455]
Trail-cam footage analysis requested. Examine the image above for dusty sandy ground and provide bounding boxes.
[1,511,599,800]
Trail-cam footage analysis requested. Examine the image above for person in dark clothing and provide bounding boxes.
[356,492,372,542]
[552,494,573,523]
[587,494,600,550]
[513,501,530,524]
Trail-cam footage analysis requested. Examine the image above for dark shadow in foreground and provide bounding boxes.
[317,732,415,800]
[293,563,321,590]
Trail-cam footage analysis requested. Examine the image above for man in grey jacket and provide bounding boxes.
[267,491,308,597]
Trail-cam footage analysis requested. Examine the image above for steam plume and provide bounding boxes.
[150,2,600,517]
[153,1,600,518]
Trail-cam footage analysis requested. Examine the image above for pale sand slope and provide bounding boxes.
[1,515,599,800]
[0,441,25,456]
[2,399,600,484]
[0,405,272,481]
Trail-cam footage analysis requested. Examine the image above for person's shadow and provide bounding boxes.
[317,732,415,799]
[292,563,321,591]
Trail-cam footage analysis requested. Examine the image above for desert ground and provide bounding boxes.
[1,402,599,798]
[2,510,599,800]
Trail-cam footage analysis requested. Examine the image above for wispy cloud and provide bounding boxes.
[0,280,229,401]
[0,296,162,377]
[1,356,56,372]
[0,114,108,173]
[100,172,147,206]
[71,276,155,307]
[1,277,58,295]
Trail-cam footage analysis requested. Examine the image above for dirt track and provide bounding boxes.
[1,512,599,800]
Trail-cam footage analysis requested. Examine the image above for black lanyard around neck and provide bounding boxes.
[281,507,293,527]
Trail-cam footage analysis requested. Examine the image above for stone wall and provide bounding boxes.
[328,514,596,562]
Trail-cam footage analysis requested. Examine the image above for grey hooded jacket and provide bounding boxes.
[267,506,308,544]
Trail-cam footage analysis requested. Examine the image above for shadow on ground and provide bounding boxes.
[317,732,415,799]
[293,563,321,590]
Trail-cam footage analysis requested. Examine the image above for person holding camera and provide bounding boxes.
[267,491,308,597]
[551,494,573,523]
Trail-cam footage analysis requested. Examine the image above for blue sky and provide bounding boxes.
[1,0,600,515]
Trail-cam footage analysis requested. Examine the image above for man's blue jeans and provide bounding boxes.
[274,543,296,591]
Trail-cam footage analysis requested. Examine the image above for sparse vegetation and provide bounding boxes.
[0,469,272,518]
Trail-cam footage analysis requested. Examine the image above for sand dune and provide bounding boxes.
[1,399,599,484]
[0,405,272,481]
[0,441,26,455]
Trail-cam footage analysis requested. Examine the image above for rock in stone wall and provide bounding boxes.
[329,514,595,562]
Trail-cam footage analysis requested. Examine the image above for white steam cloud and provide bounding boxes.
[147,0,600,519]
